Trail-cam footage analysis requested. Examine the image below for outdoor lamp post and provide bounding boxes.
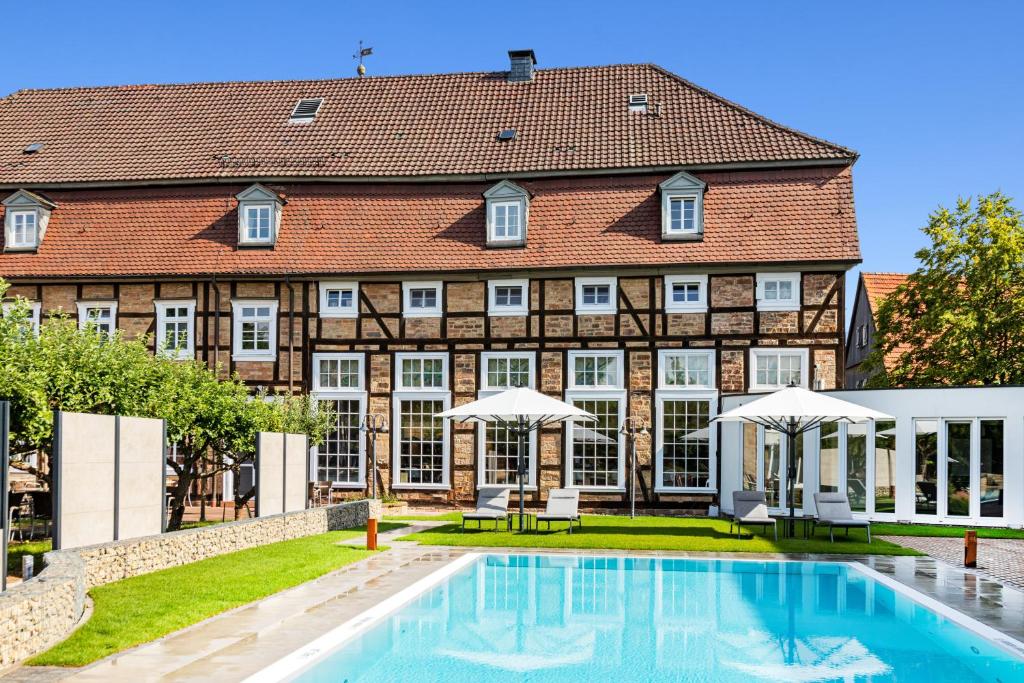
[361,413,388,500]
[621,417,649,519]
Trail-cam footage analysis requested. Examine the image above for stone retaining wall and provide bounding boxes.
[0,499,380,667]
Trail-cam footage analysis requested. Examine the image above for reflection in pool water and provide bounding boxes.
[294,555,1023,682]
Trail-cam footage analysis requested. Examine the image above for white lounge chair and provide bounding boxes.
[536,488,582,534]
[462,488,511,531]
[730,490,777,541]
[813,492,872,543]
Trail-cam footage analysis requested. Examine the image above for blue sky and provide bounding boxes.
[5,1,1022,308]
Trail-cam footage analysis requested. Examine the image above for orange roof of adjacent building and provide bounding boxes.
[0,64,855,186]
[861,272,909,314]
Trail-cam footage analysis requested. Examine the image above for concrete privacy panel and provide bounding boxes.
[284,433,309,513]
[257,432,285,516]
[56,412,116,549]
[116,415,164,541]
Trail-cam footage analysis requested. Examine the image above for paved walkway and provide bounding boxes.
[880,534,1024,590]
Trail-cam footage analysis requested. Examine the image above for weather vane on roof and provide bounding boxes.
[354,41,373,77]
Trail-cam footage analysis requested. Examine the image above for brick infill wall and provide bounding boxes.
[0,499,381,667]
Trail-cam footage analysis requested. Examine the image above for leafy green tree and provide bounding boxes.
[865,192,1024,386]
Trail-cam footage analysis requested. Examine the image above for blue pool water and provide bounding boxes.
[292,555,1024,682]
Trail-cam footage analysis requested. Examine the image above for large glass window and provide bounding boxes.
[660,399,711,489]
[819,423,840,494]
[742,423,758,491]
[318,398,362,484]
[479,353,534,487]
[570,399,622,488]
[846,423,867,512]
[873,420,897,513]
[397,399,446,485]
[763,431,782,508]
[980,420,1004,518]
[946,421,972,517]
[791,432,804,508]
[915,420,938,515]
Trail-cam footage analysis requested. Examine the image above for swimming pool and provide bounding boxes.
[255,553,1024,682]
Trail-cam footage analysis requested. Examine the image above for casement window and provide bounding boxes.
[575,276,617,315]
[393,353,450,488]
[1,299,41,335]
[231,299,278,361]
[857,324,868,348]
[155,300,196,359]
[318,281,359,318]
[76,301,117,339]
[656,350,716,492]
[483,180,529,246]
[312,353,366,487]
[235,184,283,247]
[756,273,801,311]
[487,279,529,316]
[3,190,54,251]
[750,348,809,390]
[663,275,708,313]
[478,352,536,488]
[9,211,37,249]
[402,281,443,318]
[566,350,626,490]
[659,171,705,240]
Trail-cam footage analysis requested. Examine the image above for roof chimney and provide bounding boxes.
[507,49,537,82]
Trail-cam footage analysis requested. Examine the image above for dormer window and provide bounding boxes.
[659,171,706,241]
[235,184,284,247]
[3,189,55,252]
[483,180,529,247]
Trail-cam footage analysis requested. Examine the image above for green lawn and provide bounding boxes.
[871,522,1024,539]
[30,523,405,667]
[395,514,919,556]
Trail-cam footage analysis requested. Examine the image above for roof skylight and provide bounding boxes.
[289,98,324,123]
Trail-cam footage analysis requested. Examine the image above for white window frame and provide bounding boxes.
[242,203,275,244]
[487,279,529,317]
[318,281,359,319]
[477,352,537,490]
[311,353,367,488]
[659,171,706,240]
[402,281,443,318]
[749,347,809,391]
[663,275,709,313]
[574,276,617,315]
[393,352,451,490]
[756,272,801,312]
[488,200,523,243]
[565,350,626,491]
[76,301,118,337]
[231,299,278,361]
[235,184,282,247]
[1,299,41,335]
[484,180,529,247]
[8,210,38,249]
[657,349,716,390]
[654,393,718,494]
[154,299,196,360]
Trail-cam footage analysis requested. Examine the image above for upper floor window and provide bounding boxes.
[483,180,529,247]
[857,324,868,348]
[575,276,617,315]
[402,281,442,318]
[487,279,529,316]
[3,189,55,252]
[236,184,283,247]
[659,171,705,240]
[664,275,708,313]
[569,350,623,389]
[313,352,364,392]
[750,348,808,391]
[659,350,715,389]
[76,301,117,339]
[155,300,196,360]
[319,281,359,318]
[232,299,278,361]
[1,299,41,335]
[756,273,801,311]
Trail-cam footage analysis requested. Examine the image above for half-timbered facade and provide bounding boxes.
[0,51,860,510]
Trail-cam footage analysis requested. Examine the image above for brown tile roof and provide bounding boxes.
[862,272,909,314]
[0,64,855,185]
[0,167,859,278]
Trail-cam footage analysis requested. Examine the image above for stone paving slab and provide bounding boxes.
[880,535,1024,591]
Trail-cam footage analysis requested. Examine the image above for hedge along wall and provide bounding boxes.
[0,499,381,667]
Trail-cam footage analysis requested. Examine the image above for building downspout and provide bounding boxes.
[286,278,296,394]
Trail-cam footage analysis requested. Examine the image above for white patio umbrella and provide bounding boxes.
[712,385,893,536]
[437,387,596,529]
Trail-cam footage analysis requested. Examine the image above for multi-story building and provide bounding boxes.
[845,272,908,388]
[0,50,860,511]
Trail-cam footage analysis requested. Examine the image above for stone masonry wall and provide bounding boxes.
[0,499,379,667]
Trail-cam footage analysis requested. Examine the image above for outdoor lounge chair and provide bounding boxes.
[813,492,872,543]
[536,488,582,534]
[462,488,511,531]
[730,490,777,541]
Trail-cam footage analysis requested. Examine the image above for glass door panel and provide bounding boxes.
[945,422,971,517]
[915,420,938,515]
[980,420,1004,518]
[846,423,867,512]
[873,420,897,513]
[763,431,782,508]
[819,423,840,493]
